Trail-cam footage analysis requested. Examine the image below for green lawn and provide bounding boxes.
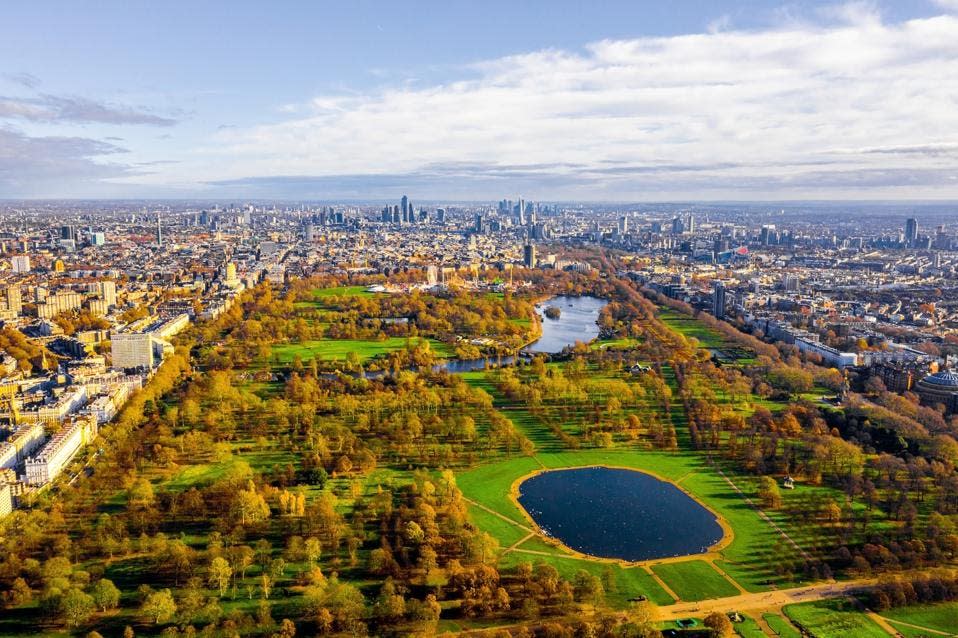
[763,612,802,638]
[735,615,770,638]
[881,601,958,636]
[784,599,890,638]
[311,285,374,299]
[651,560,740,601]
[271,336,454,363]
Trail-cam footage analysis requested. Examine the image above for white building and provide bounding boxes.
[24,417,97,486]
[111,333,156,370]
[11,255,31,273]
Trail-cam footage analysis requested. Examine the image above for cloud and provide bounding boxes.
[0,93,176,126]
[933,0,958,13]
[0,127,136,195]
[2,72,40,89]
[164,6,958,200]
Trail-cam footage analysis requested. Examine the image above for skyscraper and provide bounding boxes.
[905,218,918,245]
[401,195,409,221]
[712,282,726,318]
[156,214,163,246]
[523,243,536,268]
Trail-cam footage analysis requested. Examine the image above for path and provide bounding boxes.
[712,464,812,561]
[641,565,681,603]
[654,578,877,622]
[876,614,955,637]
[463,497,533,533]
[504,532,536,554]
[867,612,906,637]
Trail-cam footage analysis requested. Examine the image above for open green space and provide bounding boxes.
[650,560,740,601]
[310,285,375,300]
[271,336,454,363]
[735,615,770,638]
[784,599,890,638]
[762,612,802,638]
[881,601,958,636]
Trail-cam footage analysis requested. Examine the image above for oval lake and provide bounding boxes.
[516,466,724,562]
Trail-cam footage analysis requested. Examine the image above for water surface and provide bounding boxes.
[517,466,724,561]
[527,295,607,354]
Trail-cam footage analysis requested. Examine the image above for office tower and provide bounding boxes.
[436,208,445,223]
[381,207,391,223]
[156,214,163,246]
[671,217,684,234]
[712,282,726,318]
[60,225,75,240]
[687,213,695,234]
[401,195,409,220]
[392,206,400,223]
[618,216,629,234]
[98,280,117,308]
[91,232,106,246]
[474,214,484,234]
[199,210,210,226]
[518,197,525,225]
[6,285,21,314]
[11,255,30,273]
[905,218,918,245]
[305,224,315,242]
[523,243,537,268]
[782,274,801,292]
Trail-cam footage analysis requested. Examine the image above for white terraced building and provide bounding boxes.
[23,417,97,486]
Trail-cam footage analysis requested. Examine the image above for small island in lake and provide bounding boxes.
[543,305,561,320]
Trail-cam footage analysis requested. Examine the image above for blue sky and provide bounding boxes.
[1,0,957,200]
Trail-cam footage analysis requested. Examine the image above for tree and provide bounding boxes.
[758,476,782,509]
[704,611,733,637]
[91,578,121,612]
[141,588,177,624]
[208,556,233,597]
[60,587,95,627]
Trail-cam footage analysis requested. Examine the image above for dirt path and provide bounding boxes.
[876,614,955,637]
[642,564,681,602]
[867,612,906,637]
[463,497,533,533]
[712,464,812,561]
[503,532,536,554]
[654,578,878,621]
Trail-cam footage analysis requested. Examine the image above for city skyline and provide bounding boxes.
[2,0,958,200]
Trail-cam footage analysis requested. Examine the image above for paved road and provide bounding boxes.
[654,578,876,621]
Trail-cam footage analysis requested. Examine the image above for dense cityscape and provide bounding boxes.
[4,1,958,637]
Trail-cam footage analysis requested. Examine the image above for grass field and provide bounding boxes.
[763,612,802,638]
[650,560,740,601]
[735,615,769,638]
[310,285,374,299]
[271,336,454,363]
[881,601,958,636]
[784,599,890,638]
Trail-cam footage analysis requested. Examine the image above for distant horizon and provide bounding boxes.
[3,1,958,199]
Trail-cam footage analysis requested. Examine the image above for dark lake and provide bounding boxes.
[528,295,608,354]
[516,466,724,561]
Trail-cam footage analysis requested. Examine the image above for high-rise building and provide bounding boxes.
[401,195,409,220]
[687,213,695,234]
[671,217,684,234]
[905,218,919,245]
[11,255,31,273]
[98,280,117,308]
[523,243,537,268]
[436,208,446,223]
[712,282,726,318]
[6,285,21,314]
[474,214,484,234]
[156,213,163,246]
[91,232,106,246]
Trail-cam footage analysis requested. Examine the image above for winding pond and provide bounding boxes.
[516,467,724,562]
[527,295,607,354]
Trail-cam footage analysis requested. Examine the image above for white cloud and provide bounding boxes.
[143,7,958,199]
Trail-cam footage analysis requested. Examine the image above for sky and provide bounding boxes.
[1,0,958,201]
